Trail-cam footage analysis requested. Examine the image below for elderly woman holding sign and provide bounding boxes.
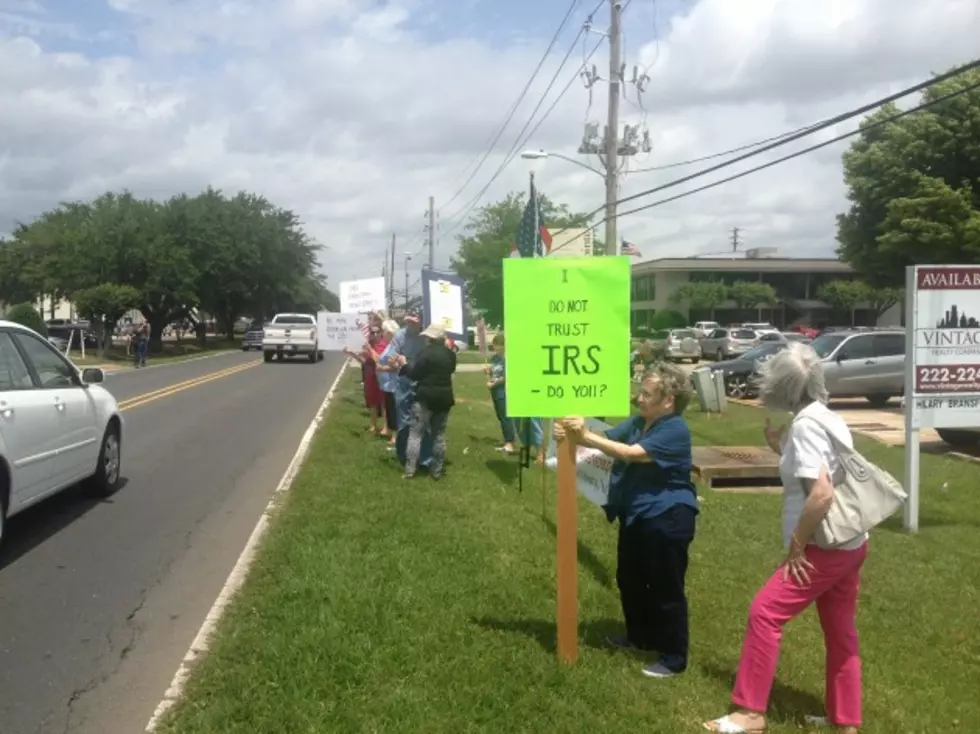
[554,362,698,679]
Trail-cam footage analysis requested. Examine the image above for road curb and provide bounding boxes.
[144,359,352,732]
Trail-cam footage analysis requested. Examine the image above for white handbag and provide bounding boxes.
[795,412,908,549]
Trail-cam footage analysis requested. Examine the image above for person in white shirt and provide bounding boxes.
[705,342,867,734]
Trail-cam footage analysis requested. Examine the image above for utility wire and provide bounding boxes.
[437,0,581,213]
[546,58,980,254]
[440,0,613,239]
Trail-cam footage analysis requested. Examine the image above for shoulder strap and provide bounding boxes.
[794,411,846,451]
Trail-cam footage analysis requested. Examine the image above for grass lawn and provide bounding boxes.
[69,337,242,367]
[158,371,980,734]
[455,349,488,364]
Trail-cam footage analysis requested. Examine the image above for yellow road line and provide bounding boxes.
[118,361,260,412]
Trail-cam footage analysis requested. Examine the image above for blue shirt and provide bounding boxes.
[389,327,425,390]
[603,413,699,525]
[377,342,398,393]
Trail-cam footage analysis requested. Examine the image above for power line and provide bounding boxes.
[547,58,980,254]
[615,77,980,220]
[438,0,581,213]
[439,3,611,239]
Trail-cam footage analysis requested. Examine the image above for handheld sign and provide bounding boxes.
[503,255,630,666]
[503,256,631,418]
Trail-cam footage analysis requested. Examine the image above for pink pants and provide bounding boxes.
[732,543,868,727]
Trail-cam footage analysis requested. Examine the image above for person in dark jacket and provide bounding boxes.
[393,323,456,479]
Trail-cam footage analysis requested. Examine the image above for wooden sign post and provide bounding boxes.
[502,256,631,665]
[555,431,579,663]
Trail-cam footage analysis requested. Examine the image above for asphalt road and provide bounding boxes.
[0,349,348,734]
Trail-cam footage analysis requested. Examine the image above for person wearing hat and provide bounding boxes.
[391,322,456,479]
[387,309,432,464]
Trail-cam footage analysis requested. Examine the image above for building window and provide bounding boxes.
[631,275,654,301]
[761,271,808,301]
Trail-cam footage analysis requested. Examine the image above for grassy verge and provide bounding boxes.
[69,338,242,367]
[159,372,980,734]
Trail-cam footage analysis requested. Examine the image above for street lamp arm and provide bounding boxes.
[549,152,604,178]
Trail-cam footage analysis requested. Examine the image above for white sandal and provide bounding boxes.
[704,716,765,733]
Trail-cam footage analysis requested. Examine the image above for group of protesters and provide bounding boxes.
[344,309,459,479]
[346,310,867,733]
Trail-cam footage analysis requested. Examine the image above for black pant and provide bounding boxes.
[383,391,397,431]
[617,505,696,672]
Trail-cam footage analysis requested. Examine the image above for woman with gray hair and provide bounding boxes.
[705,342,866,734]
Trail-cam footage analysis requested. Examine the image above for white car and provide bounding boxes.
[0,320,123,546]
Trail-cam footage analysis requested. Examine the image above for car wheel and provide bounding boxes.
[86,424,121,498]
[936,429,980,448]
[241,346,248,351]
[715,349,724,362]
[691,357,700,364]
[263,351,274,363]
[308,352,317,363]
[865,395,891,408]
[726,375,748,398]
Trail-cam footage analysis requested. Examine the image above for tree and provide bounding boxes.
[836,66,980,286]
[8,187,334,350]
[73,284,142,357]
[868,286,904,321]
[727,280,777,315]
[5,303,47,335]
[816,280,870,325]
[451,192,593,325]
[668,281,729,318]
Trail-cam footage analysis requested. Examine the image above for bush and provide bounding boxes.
[649,310,687,330]
[5,303,47,336]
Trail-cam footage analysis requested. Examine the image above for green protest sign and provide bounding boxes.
[503,256,631,418]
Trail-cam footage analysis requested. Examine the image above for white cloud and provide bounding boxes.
[1,0,978,296]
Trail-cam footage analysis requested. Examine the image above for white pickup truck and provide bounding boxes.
[262,313,321,363]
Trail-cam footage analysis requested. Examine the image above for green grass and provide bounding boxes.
[69,337,242,366]
[159,372,980,734]
[455,349,489,363]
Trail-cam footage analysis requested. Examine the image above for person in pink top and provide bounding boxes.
[704,342,867,734]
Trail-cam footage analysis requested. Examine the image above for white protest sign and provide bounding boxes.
[544,417,613,508]
[339,277,386,314]
[317,312,367,351]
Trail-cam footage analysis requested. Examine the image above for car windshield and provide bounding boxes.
[672,329,696,339]
[732,329,756,340]
[810,333,847,358]
[271,316,314,325]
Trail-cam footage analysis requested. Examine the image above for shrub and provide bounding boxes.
[5,303,47,336]
[649,309,687,330]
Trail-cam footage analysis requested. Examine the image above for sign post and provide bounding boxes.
[903,265,980,532]
[503,256,630,664]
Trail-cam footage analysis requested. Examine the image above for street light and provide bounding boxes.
[519,149,604,178]
[403,254,412,313]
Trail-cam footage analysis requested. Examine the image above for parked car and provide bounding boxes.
[242,320,265,351]
[743,322,778,335]
[703,342,788,398]
[692,321,720,338]
[757,331,812,344]
[809,329,906,406]
[649,329,701,363]
[47,324,99,350]
[699,327,758,361]
[47,335,70,352]
[0,320,124,546]
[934,428,980,449]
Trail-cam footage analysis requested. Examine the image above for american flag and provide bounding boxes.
[356,317,370,341]
[511,177,553,258]
[621,238,642,258]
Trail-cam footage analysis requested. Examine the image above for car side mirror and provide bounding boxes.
[835,352,847,363]
[80,367,105,385]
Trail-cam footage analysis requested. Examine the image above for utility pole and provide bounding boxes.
[427,196,435,269]
[731,227,741,252]
[389,233,396,310]
[604,0,622,257]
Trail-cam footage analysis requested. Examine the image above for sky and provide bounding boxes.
[1,0,979,297]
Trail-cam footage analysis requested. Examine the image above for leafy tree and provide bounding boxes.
[727,280,777,315]
[451,192,593,325]
[649,310,688,330]
[9,187,336,350]
[816,280,870,325]
[837,66,980,286]
[73,284,142,357]
[5,303,47,335]
[868,286,904,321]
[668,281,728,318]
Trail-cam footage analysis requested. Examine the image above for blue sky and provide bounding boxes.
[2,0,979,284]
